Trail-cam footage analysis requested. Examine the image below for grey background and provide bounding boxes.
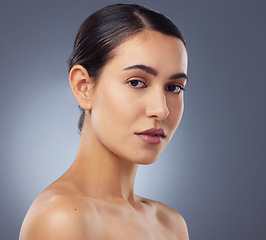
[0,0,265,239]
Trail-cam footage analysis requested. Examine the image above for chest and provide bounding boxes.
[92,210,176,240]
[104,221,175,240]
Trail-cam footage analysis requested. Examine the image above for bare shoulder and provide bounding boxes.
[19,182,99,240]
[137,195,189,240]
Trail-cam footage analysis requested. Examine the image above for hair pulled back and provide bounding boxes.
[67,4,186,133]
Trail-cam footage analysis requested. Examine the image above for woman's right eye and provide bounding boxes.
[128,80,146,88]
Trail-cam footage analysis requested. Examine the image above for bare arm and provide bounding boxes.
[19,195,98,240]
[172,211,189,240]
[153,200,189,240]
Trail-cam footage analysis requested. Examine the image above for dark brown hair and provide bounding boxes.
[67,4,186,133]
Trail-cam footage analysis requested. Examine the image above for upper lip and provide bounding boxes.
[135,128,166,138]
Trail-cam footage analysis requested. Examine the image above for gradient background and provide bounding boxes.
[1,0,265,239]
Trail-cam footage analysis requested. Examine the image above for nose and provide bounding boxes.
[146,89,169,120]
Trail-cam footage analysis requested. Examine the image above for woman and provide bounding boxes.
[19,4,189,239]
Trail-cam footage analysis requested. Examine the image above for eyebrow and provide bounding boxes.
[169,73,188,80]
[123,64,188,81]
[123,64,158,76]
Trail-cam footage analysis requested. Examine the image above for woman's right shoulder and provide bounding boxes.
[19,182,99,240]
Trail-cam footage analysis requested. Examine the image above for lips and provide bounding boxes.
[136,128,166,137]
[135,128,166,144]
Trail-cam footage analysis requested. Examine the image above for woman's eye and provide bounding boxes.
[128,80,146,88]
[166,85,184,94]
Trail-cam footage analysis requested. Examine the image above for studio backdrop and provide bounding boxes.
[0,0,265,239]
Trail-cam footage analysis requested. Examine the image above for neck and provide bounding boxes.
[66,119,139,206]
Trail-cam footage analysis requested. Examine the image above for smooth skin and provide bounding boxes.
[19,30,189,240]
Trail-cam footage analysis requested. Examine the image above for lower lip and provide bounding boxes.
[135,134,163,144]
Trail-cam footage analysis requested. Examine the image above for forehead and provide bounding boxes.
[107,30,188,75]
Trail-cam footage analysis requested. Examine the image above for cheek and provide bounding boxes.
[104,88,135,124]
[90,83,145,161]
[91,83,138,137]
[166,97,184,134]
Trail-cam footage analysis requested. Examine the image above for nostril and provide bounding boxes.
[146,106,169,120]
[146,91,169,120]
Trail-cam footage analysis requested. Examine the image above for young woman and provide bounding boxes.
[19,4,189,240]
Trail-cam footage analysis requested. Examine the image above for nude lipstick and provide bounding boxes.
[135,128,166,144]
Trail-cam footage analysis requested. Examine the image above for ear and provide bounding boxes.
[69,65,93,110]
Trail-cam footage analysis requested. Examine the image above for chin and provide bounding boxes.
[131,154,160,165]
[138,159,158,165]
[131,146,166,165]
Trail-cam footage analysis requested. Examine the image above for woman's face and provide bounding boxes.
[89,30,188,165]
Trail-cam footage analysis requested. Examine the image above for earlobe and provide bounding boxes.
[69,65,93,110]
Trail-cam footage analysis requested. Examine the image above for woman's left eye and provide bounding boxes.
[128,80,146,88]
[166,85,184,94]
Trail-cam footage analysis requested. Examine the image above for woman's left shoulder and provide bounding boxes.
[137,195,189,239]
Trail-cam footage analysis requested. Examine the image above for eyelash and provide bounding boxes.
[128,80,185,94]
